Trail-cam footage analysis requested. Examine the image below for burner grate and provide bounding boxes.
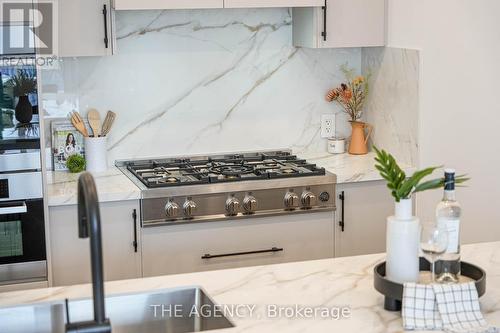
[125,151,325,188]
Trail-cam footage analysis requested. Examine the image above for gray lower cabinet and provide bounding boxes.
[49,200,141,286]
[142,212,335,277]
[335,181,394,257]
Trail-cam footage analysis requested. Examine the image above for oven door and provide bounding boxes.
[0,199,47,285]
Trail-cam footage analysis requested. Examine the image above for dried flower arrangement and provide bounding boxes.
[325,64,369,122]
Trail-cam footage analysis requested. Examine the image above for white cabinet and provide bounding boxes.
[113,0,323,10]
[224,0,324,8]
[292,0,386,48]
[113,0,224,10]
[49,200,141,286]
[334,181,394,257]
[58,0,113,57]
[142,212,334,277]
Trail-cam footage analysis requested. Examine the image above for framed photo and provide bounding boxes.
[51,121,85,171]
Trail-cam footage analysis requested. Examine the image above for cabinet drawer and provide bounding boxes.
[142,211,334,277]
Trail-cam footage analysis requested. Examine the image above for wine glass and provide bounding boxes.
[420,221,449,283]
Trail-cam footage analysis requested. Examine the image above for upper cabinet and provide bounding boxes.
[113,0,224,10]
[292,0,386,48]
[224,0,324,8]
[58,0,113,57]
[112,0,323,10]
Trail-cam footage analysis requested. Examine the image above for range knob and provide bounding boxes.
[183,199,197,218]
[243,195,258,214]
[165,200,179,218]
[301,191,317,208]
[225,197,240,216]
[284,191,300,210]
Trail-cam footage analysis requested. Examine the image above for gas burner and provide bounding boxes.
[210,164,255,177]
[281,168,297,174]
[165,177,180,183]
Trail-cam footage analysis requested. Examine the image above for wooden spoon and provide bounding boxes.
[101,110,116,136]
[70,111,89,137]
[87,108,102,137]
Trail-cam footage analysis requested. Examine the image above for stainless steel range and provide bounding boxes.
[117,150,336,226]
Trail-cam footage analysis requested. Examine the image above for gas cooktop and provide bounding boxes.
[123,151,326,189]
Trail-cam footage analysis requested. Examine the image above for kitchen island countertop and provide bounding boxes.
[1,241,498,332]
[45,152,415,206]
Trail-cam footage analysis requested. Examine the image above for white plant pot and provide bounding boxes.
[386,198,420,283]
[84,136,107,173]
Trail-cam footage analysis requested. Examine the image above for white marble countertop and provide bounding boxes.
[299,151,416,184]
[1,242,498,332]
[45,152,416,206]
[45,167,141,206]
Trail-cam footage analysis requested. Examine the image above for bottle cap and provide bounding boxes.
[444,168,455,191]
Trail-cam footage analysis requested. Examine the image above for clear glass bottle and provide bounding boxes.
[435,169,462,283]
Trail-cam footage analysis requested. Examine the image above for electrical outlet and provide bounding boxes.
[321,114,335,138]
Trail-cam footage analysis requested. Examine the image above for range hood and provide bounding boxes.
[112,0,325,10]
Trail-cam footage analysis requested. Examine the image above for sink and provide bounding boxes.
[0,286,234,333]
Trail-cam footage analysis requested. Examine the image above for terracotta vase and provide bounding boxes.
[348,121,373,155]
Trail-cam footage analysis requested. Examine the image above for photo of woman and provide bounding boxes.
[52,122,85,171]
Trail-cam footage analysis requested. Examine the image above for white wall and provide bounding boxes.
[387,0,500,243]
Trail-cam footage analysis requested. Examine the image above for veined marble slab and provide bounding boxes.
[45,167,141,206]
[40,8,361,164]
[0,242,498,332]
[299,151,416,184]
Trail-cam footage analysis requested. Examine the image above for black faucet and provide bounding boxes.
[65,172,111,333]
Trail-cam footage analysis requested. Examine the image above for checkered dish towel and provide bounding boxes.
[402,282,499,333]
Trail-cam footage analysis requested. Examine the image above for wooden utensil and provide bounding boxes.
[87,108,102,137]
[70,111,89,137]
[101,110,116,136]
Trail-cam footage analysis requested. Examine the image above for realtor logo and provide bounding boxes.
[1,0,57,56]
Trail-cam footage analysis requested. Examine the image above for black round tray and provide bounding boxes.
[374,258,486,311]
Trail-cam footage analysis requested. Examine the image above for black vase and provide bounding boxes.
[15,95,33,124]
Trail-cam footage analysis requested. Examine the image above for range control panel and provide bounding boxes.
[141,184,336,226]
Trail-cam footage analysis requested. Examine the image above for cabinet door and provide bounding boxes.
[49,200,141,286]
[113,0,223,10]
[224,0,323,8]
[58,0,112,57]
[335,181,393,257]
[320,0,385,48]
[292,0,385,48]
[142,212,334,277]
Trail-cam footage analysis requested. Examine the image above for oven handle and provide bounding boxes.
[0,201,27,215]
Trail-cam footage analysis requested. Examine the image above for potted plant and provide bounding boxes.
[5,69,37,124]
[373,146,468,283]
[325,64,372,155]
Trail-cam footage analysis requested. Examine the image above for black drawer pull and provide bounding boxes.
[321,1,327,41]
[132,209,138,252]
[202,247,283,259]
[102,4,109,48]
[339,191,345,232]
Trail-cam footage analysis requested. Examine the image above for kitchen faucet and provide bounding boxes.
[65,172,111,333]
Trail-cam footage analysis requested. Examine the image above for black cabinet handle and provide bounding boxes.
[321,1,327,41]
[339,191,345,232]
[132,209,138,253]
[202,247,283,260]
[102,4,109,48]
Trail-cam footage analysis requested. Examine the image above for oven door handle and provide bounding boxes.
[0,201,27,215]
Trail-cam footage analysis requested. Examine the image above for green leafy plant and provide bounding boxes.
[374,146,469,202]
[66,154,86,173]
[5,69,37,97]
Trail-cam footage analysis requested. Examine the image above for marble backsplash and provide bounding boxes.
[362,47,419,166]
[41,8,361,166]
[40,8,418,168]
